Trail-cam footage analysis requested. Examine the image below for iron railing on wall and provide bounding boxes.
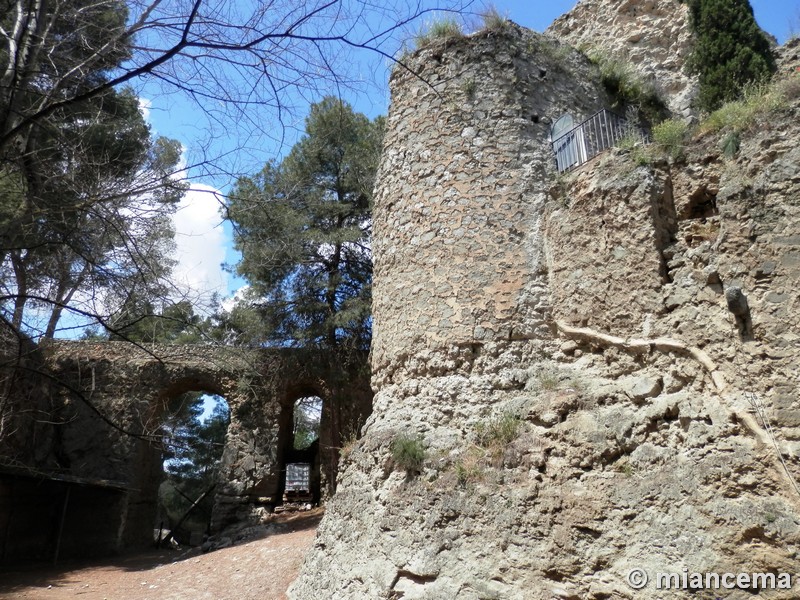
[551,109,646,173]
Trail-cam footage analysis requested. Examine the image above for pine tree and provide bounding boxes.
[227,97,384,350]
[107,299,212,344]
[685,0,776,111]
[160,396,230,532]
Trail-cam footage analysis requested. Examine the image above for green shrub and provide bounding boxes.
[701,82,787,134]
[652,118,689,161]
[415,17,463,48]
[390,434,426,472]
[702,95,757,132]
[721,131,741,158]
[685,0,776,112]
[630,146,654,167]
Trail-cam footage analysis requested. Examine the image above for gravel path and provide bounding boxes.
[0,511,321,600]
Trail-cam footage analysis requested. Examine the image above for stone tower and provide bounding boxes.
[292,10,800,597]
[290,24,615,599]
[369,24,609,382]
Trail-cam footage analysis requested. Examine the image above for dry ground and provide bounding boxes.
[0,510,322,600]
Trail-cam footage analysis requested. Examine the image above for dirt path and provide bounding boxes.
[0,511,321,600]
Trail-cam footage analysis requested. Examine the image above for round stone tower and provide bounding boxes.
[370,24,608,386]
[291,23,612,599]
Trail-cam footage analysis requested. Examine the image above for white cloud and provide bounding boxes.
[220,284,250,314]
[138,97,152,123]
[171,183,229,311]
[136,99,230,313]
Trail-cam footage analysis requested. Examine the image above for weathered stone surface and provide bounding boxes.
[369,24,609,384]
[291,15,800,600]
[624,375,662,401]
[547,0,698,118]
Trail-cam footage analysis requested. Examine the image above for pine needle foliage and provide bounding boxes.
[684,0,776,112]
[227,97,384,350]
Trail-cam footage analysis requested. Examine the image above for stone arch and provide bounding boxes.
[138,376,237,544]
[0,341,373,560]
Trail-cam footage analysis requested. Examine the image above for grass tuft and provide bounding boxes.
[475,413,522,447]
[390,434,426,472]
[474,413,523,468]
[454,451,485,487]
[652,118,689,161]
[589,52,667,124]
[536,369,560,392]
[480,7,510,33]
[415,17,463,49]
[700,82,788,135]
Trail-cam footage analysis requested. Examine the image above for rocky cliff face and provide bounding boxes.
[548,0,697,118]
[289,17,800,600]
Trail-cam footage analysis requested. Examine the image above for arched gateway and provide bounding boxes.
[0,340,371,560]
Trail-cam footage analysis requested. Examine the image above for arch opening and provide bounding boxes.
[157,391,230,546]
[278,394,324,505]
[293,395,322,450]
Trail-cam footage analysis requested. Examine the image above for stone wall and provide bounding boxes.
[370,23,608,384]
[0,323,60,470]
[547,69,800,446]
[290,22,800,600]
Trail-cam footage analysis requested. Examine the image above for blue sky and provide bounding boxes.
[140,0,799,309]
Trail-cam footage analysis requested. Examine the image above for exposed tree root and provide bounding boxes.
[555,320,726,390]
[553,321,800,498]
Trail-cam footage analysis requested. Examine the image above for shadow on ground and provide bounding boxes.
[0,509,323,598]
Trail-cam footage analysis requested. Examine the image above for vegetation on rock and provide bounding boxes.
[589,52,668,124]
[700,77,797,134]
[614,69,797,166]
[480,7,511,34]
[475,413,522,448]
[651,118,691,161]
[684,0,776,111]
[390,434,426,473]
[414,17,464,48]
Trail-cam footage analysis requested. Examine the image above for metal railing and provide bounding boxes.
[551,109,645,173]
